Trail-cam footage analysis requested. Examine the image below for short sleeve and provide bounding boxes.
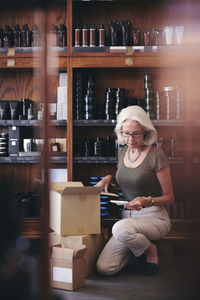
[149,147,169,172]
[117,145,126,168]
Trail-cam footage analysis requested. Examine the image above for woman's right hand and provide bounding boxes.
[95,175,112,193]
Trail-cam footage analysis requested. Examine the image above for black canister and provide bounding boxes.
[9,101,20,120]
[0,100,10,120]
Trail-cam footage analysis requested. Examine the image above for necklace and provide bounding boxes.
[127,147,142,163]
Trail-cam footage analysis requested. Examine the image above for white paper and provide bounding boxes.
[49,168,68,182]
[53,266,72,283]
[110,200,128,206]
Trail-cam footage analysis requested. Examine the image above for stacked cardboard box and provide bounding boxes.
[49,181,106,291]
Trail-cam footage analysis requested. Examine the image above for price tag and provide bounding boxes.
[126,47,133,55]
[125,58,133,66]
[7,48,15,56]
[7,59,15,67]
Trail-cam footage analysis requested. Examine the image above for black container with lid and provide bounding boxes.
[82,23,88,47]
[89,24,96,47]
[75,24,81,47]
[99,24,105,47]
[94,137,103,156]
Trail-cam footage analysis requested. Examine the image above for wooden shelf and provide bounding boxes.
[0,156,67,164]
[73,119,186,127]
[73,156,184,164]
[19,218,42,239]
[0,120,67,127]
[0,47,68,68]
[71,52,189,68]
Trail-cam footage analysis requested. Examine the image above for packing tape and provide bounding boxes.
[79,195,86,202]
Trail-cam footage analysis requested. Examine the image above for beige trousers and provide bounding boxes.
[96,216,171,276]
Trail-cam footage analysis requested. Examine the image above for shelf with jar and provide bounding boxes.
[0,67,68,161]
[72,0,188,55]
[0,1,68,69]
[19,218,42,239]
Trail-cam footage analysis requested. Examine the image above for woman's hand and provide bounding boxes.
[95,175,112,193]
[124,196,149,211]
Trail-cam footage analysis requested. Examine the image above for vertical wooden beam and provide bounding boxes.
[67,57,73,181]
[67,0,73,55]
[40,3,50,300]
[67,0,73,181]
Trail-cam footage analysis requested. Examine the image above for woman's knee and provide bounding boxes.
[112,219,131,243]
[96,258,118,276]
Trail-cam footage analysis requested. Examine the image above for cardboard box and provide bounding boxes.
[51,245,87,291]
[49,232,106,277]
[49,182,102,235]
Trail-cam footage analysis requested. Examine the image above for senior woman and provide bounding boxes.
[96,105,174,276]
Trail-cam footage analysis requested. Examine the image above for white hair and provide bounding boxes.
[114,105,157,145]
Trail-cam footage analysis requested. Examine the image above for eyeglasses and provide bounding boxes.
[121,131,143,138]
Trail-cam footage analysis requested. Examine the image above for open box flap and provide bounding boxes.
[50,181,84,193]
[62,186,102,196]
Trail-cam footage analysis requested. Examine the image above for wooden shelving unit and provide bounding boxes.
[0,0,200,241]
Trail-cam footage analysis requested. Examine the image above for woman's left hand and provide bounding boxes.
[124,197,148,211]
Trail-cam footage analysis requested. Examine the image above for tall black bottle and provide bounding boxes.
[58,24,67,47]
[13,24,22,47]
[94,137,103,156]
[109,20,122,46]
[121,20,131,46]
[105,88,116,120]
[0,27,3,47]
[51,24,58,46]
[83,76,95,120]
[31,24,40,47]
[21,24,31,47]
[4,25,13,47]
[74,73,84,120]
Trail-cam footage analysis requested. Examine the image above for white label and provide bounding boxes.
[53,266,72,283]
[12,126,16,130]
[12,141,16,146]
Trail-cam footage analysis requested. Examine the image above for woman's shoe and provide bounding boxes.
[140,242,160,276]
[139,261,159,276]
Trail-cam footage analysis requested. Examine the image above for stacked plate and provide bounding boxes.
[88,176,110,218]
[0,133,8,156]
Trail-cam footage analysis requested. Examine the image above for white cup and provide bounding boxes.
[174,26,184,45]
[23,139,31,152]
[163,26,174,45]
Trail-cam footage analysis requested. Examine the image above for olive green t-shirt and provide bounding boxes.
[116,145,169,202]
